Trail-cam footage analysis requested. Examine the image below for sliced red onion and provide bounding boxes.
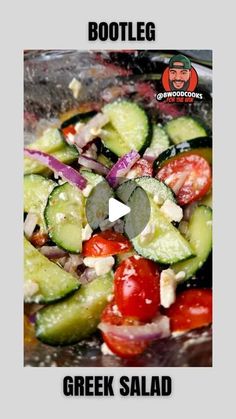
[80,267,98,284]
[106,150,140,188]
[83,143,98,160]
[24,148,87,190]
[64,254,84,273]
[24,213,38,239]
[39,246,68,259]
[57,256,67,267]
[74,112,109,148]
[78,155,109,176]
[98,314,170,342]
[29,313,36,324]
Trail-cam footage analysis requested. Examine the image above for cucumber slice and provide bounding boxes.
[115,250,137,266]
[165,116,207,144]
[172,205,212,280]
[149,124,170,153]
[26,128,65,153]
[80,169,114,229]
[24,174,56,232]
[136,177,175,204]
[24,128,78,175]
[85,179,114,230]
[101,100,151,157]
[127,196,194,264]
[154,137,212,170]
[80,169,104,188]
[60,111,96,129]
[45,183,85,253]
[24,237,79,303]
[35,271,113,345]
[97,153,113,168]
[116,177,175,206]
[200,191,212,208]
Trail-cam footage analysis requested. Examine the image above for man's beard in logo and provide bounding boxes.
[169,79,190,91]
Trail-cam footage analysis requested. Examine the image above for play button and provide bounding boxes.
[85,177,150,239]
[108,198,130,222]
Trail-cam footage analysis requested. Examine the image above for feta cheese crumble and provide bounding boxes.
[160,199,183,222]
[24,280,39,300]
[83,256,115,276]
[160,269,186,309]
[160,269,177,308]
[68,78,82,99]
[81,224,93,242]
[101,342,114,356]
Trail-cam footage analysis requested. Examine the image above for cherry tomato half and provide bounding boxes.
[61,125,77,137]
[101,302,148,358]
[131,158,153,177]
[30,232,48,247]
[164,288,212,332]
[114,256,160,322]
[157,154,212,206]
[83,230,132,257]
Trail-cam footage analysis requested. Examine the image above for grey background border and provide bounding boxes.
[1,0,235,417]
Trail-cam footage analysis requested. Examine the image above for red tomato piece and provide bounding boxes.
[61,125,77,137]
[164,288,212,332]
[114,256,160,322]
[157,154,212,205]
[101,302,148,358]
[83,230,132,257]
[30,232,48,247]
[131,158,153,177]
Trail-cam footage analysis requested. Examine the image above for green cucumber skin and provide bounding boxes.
[149,124,170,151]
[154,137,212,171]
[101,100,152,157]
[24,238,79,304]
[44,183,84,253]
[126,197,194,265]
[35,272,113,346]
[24,174,56,232]
[165,116,208,145]
[60,111,96,129]
[116,177,175,206]
[80,169,104,187]
[172,205,212,280]
[136,177,176,203]
[24,128,78,175]
[200,192,212,208]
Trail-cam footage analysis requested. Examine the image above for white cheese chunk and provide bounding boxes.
[83,256,115,276]
[81,224,93,242]
[160,268,177,308]
[101,342,114,356]
[160,199,183,222]
[66,132,75,145]
[24,280,39,300]
[68,78,82,99]
[74,122,85,133]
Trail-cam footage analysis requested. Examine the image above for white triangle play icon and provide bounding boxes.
[108,197,130,222]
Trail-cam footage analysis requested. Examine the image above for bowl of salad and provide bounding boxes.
[24,50,212,367]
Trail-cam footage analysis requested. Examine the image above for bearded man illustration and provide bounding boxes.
[168,54,192,91]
